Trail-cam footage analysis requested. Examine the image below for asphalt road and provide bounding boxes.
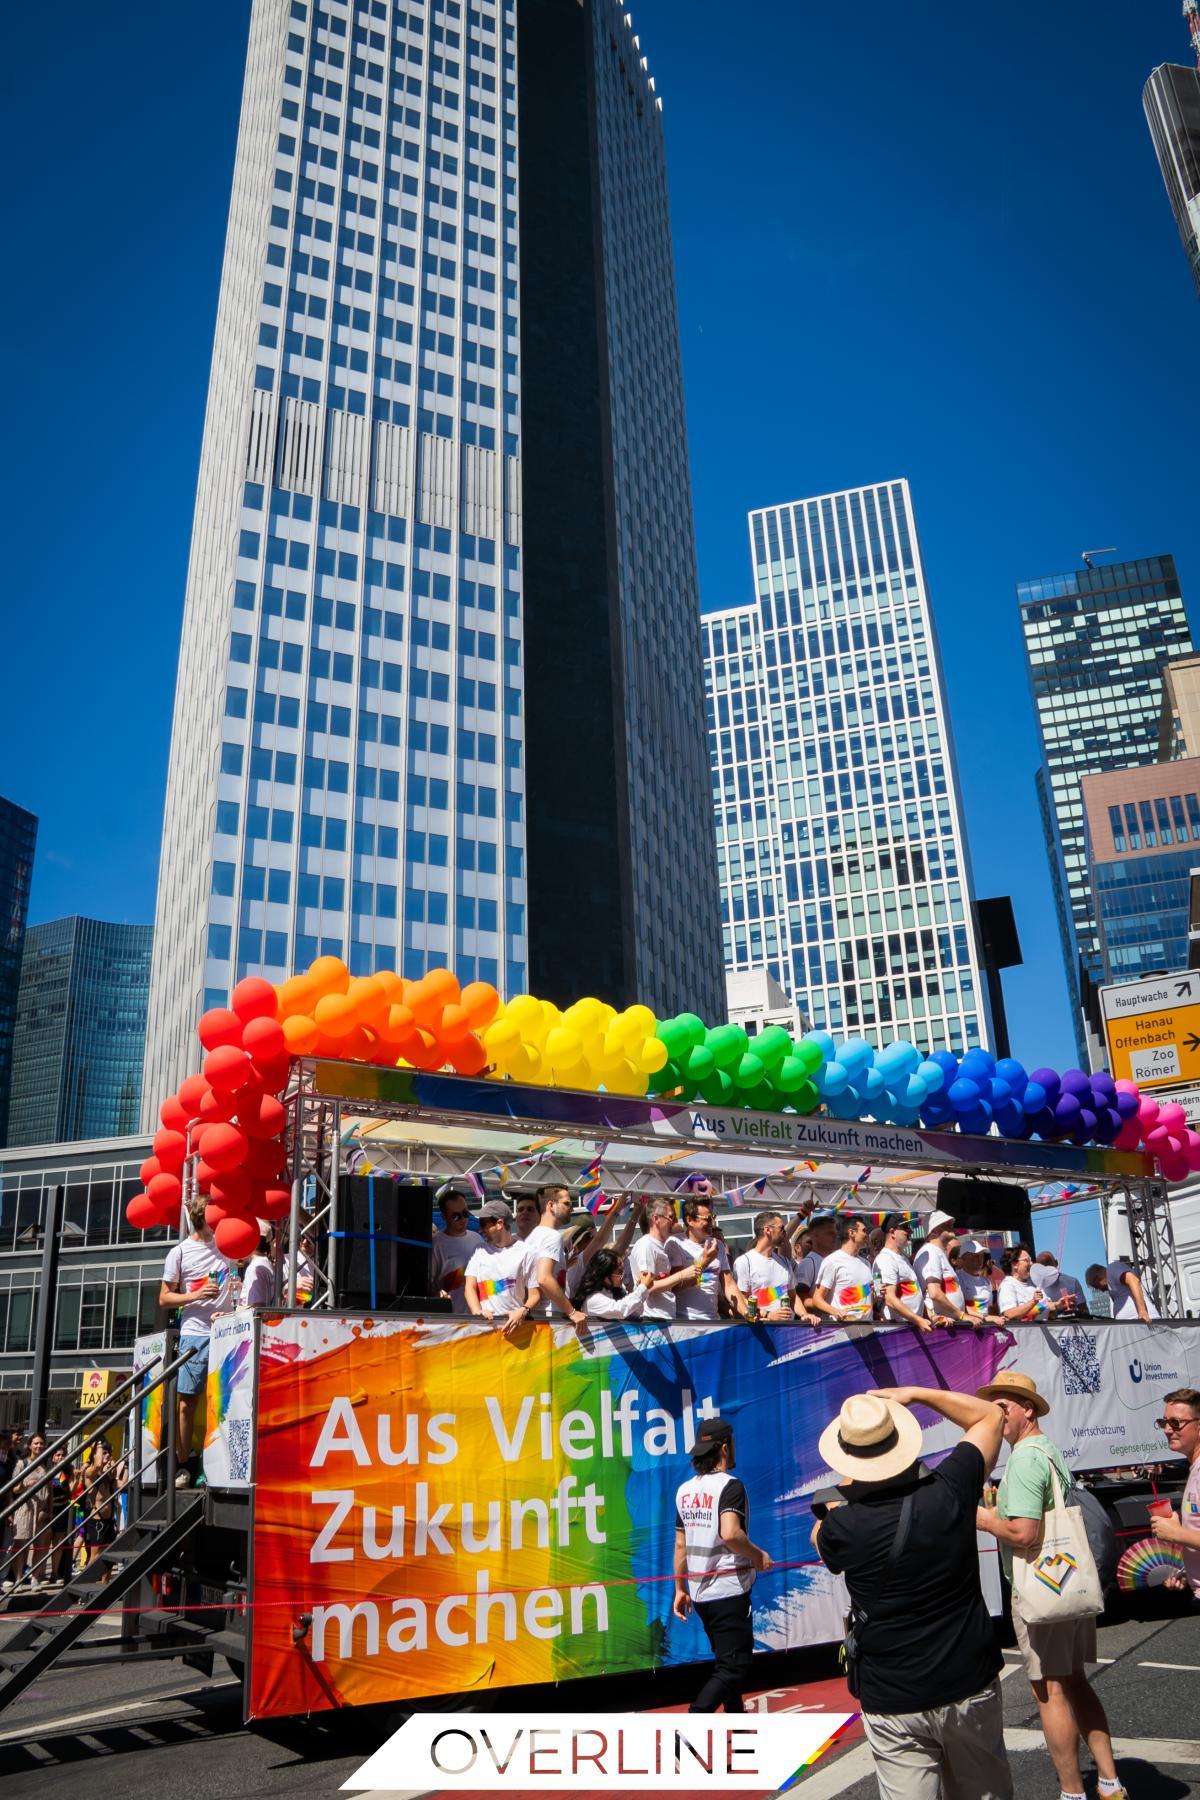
[2,1601,1199,1798]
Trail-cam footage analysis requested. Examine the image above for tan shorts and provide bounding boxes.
[1011,1590,1097,1681]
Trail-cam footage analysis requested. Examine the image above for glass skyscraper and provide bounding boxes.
[7,919,153,1148]
[0,797,37,1148]
[143,0,722,1115]
[1082,760,1200,985]
[1144,57,1200,303]
[1019,555,1192,1061]
[702,480,990,1056]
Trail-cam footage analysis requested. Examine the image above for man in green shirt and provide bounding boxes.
[975,1373,1126,1800]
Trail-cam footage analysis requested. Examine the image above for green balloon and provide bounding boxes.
[658,1013,707,1059]
[793,1038,825,1076]
[699,1068,735,1105]
[705,1023,749,1070]
[648,1058,683,1094]
[685,1044,716,1081]
[792,1079,821,1114]
[754,1026,792,1071]
[775,1054,807,1093]
[733,1052,765,1089]
[745,1081,778,1111]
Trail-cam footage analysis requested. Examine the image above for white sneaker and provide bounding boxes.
[174,1468,192,1489]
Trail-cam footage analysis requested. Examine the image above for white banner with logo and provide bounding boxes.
[202,1310,256,1489]
[1002,1322,1200,1468]
[131,1331,167,1486]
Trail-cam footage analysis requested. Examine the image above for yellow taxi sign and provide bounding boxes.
[1101,972,1200,1088]
[78,1369,113,1410]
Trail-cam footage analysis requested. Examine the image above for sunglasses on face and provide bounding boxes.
[1157,1416,1199,1431]
[481,1216,505,1228]
[444,1209,469,1222]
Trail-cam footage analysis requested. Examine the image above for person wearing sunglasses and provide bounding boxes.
[431,1182,483,1314]
[464,1200,540,1337]
[1149,1390,1200,1600]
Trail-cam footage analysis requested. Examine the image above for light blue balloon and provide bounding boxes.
[917,1058,946,1094]
[820,1060,851,1096]
[804,1031,837,1061]
[839,1038,875,1075]
[861,1067,886,1102]
[899,1072,929,1107]
[828,1090,861,1119]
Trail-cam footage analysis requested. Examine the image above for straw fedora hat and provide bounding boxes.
[975,1370,1049,1417]
[818,1393,924,1483]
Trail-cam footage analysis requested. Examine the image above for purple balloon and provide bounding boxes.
[1030,1067,1061,1102]
[1030,1106,1057,1138]
[1061,1069,1091,1098]
[1091,1072,1116,1100]
[1078,1106,1098,1138]
[1098,1106,1123,1142]
[1055,1094,1082,1126]
[1114,1090,1140,1121]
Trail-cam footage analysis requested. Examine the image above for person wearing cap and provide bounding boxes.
[957,1238,1000,1322]
[975,1373,1126,1800]
[672,1417,772,1712]
[812,1385,1011,1800]
[914,1210,979,1328]
[463,1200,541,1336]
[872,1215,935,1332]
[431,1181,484,1314]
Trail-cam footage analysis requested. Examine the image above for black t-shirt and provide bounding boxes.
[816,1441,1001,1714]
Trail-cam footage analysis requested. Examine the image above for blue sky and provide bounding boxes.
[1,3,1195,1269]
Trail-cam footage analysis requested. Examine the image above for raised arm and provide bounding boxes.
[870,1384,1004,1468]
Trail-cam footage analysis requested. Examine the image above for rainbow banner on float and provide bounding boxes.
[247,1315,1010,1719]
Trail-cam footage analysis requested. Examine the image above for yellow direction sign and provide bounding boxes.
[1101,971,1200,1087]
[78,1369,112,1411]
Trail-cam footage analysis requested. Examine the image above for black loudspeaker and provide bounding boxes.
[333,1176,434,1308]
[936,1177,1032,1241]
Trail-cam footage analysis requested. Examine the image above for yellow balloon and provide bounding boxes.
[545,1025,584,1069]
[623,1004,657,1039]
[505,994,543,1033]
[639,1037,670,1074]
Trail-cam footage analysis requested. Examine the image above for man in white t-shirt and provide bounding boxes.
[1085,1258,1159,1322]
[159,1194,236,1487]
[794,1214,836,1305]
[808,1215,875,1323]
[733,1211,813,1323]
[431,1183,484,1314]
[464,1199,540,1335]
[239,1224,275,1309]
[668,1194,744,1321]
[873,1215,933,1331]
[915,1210,979,1328]
[525,1185,587,1325]
[630,1198,714,1321]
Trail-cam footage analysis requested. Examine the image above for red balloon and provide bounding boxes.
[198,1007,244,1052]
[199,1085,236,1124]
[204,1202,227,1229]
[252,1054,292,1094]
[147,1171,183,1210]
[159,1094,189,1133]
[238,1093,288,1140]
[153,1128,187,1169]
[204,1044,253,1095]
[209,1167,253,1212]
[231,977,278,1025]
[260,1185,293,1221]
[243,1137,287,1181]
[200,1121,249,1174]
[195,1158,216,1193]
[126,1193,159,1231]
[215,1214,260,1259]
[241,1015,285,1062]
[448,1035,488,1077]
[140,1155,162,1186]
[178,1072,210,1116]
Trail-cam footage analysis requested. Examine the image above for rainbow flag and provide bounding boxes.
[754,1284,788,1306]
[477,1276,513,1300]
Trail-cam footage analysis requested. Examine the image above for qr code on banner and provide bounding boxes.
[1059,1328,1102,1396]
[227,1417,252,1483]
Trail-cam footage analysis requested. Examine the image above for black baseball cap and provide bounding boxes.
[692,1417,734,1450]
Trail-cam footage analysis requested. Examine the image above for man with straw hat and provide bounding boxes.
[813,1385,1011,1800]
[975,1372,1126,1800]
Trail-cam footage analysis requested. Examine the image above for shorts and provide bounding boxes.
[177,1336,210,1395]
[84,1516,118,1548]
[1011,1590,1097,1681]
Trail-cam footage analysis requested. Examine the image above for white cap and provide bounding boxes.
[954,1235,983,1254]
[927,1209,956,1233]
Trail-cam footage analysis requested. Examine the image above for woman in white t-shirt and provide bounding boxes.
[955,1238,1000,1322]
[577,1249,656,1320]
[997,1244,1062,1322]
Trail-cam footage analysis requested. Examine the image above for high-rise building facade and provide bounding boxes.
[0,797,37,1147]
[703,480,990,1056]
[1082,760,1200,986]
[1159,651,1200,758]
[7,919,153,1148]
[1144,56,1200,303]
[143,0,722,1116]
[1019,555,1192,1061]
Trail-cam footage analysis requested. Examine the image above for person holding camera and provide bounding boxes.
[812,1385,1010,1800]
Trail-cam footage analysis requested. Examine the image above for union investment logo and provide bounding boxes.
[342,1710,859,1793]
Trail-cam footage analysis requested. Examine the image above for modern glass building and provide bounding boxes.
[702,480,990,1055]
[1082,759,1200,984]
[0,797,37,1148]
[1144,57,1200,303]
[7,919,153,1148]
[142,0,722,1117]
[1019,556,1192,1061]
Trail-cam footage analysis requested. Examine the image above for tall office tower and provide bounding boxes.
[143,0,722,1117]
[7,919,153,1147]
[0,797,37,1146]
[1019,555,1192,1063]
[1144,9,1200,304]
[703,480,990,1056]
[1081,761,1200,986]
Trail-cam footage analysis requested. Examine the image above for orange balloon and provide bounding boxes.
[314,992,358,1039]
[307,954,350,999]
[378,1003,421,1054]
[403,1026,444,1070]
[461,981,500,1029]
[340,1024,376,1061]
[408,967,460,1024]
[448,1034,488,1076]
[282,1014,319,1055]
[439,1002,473,1044]
[347,975,388,1027]
[375,969,406,1004]
[278,973,317,1016]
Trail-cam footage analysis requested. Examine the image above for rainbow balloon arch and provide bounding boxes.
[129,958,1197,1250]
